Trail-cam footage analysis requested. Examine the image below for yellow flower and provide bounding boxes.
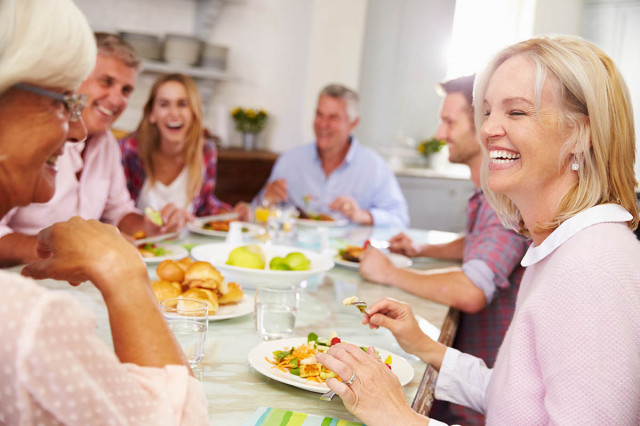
[246,109,256,118]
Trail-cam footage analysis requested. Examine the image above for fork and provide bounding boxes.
[343,297,368,314]
[320,389,336,401]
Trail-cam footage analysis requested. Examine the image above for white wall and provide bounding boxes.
[582,0,640,181]
[356,0,456,152]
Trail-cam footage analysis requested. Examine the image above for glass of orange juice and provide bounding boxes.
[254,197,272,224]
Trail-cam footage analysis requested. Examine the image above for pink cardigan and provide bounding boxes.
[433,205,640,425]
[486,221,640,423]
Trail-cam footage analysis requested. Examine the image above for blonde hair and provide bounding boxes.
[0,0,96,94]
[474,35,638,235]
[136,74,204,204]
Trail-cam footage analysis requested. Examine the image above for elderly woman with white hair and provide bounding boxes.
[317,35,640,425]
[0,1,207,423]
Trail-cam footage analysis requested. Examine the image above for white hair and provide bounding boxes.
[0,0,96,94]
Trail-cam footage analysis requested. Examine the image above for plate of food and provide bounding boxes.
[137,243,189,263]
[295,212,348,228]
[133,232,180,245]
[248,333,414,393]
[335,245,412,270]
[186,213,264,238]
[151,258,252,321]
[190,243,334,288]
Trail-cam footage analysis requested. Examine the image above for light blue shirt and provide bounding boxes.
[260,137,409,228]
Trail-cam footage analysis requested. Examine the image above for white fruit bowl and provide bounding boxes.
[190,243,334,289]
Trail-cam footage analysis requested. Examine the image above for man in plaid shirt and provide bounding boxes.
[360,75,529,426]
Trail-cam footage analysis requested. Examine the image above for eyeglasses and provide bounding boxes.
[13,83,88,122]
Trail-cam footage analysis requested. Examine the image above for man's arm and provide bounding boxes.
[0,233,39,267]
[420,236,466,259]
[390,232,465,260]
[117,212,147,237]
[359,248,487,313]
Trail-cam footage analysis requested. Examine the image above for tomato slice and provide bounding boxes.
[330,337,341,346]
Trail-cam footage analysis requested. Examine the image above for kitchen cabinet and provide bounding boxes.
[214,148,279,205]
[396,173,474,233]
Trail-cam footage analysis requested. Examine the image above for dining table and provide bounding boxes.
[13,222,462,425]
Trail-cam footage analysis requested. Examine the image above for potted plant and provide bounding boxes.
[417,137,445,167]
[231,107,268,150]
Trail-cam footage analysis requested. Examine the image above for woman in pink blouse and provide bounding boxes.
[0,1,208,424]
[317,35,640,425]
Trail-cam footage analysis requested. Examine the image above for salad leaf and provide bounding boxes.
[307,332,318,343]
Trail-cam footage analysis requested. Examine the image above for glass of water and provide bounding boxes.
[254,286,299,340]
[161,298,208,368]
[267,202,297,244]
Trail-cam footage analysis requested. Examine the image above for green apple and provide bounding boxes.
[226,244,266,269]
[284,252,311,271]
[144,206,163,226]
[269,256,291,271]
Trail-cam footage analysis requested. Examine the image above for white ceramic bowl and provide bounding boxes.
[190,243,334,289]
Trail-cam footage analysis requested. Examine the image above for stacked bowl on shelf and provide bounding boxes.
[119,31,228,70]
[201,43,228,70]
[119,31,163,61]
[163,34,203,67]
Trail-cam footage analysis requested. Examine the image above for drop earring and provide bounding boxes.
[571,156,580,171]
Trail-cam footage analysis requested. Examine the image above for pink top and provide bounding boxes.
[0,270,208,425]
[432,204,640,425]
[0,132,139,238]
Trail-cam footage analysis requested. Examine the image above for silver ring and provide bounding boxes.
[345,372,356,386]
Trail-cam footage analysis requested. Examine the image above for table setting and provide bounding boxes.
[17,209,461,424]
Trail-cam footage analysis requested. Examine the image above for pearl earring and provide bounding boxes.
[571,156,580,171]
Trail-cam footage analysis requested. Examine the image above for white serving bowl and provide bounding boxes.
[190,243,334,289]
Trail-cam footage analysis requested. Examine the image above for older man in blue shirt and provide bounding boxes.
[260,84,409,228]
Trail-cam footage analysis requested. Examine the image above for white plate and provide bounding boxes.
[140,244,189,264]
[296,216,348,228]
[135,232,180,245]
[334,252,412,270]
[190,243,334,289]
[211,294,253,321]
[187,219,263,238]
[248,337,414,393]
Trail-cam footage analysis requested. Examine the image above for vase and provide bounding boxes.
[242,132,258,150]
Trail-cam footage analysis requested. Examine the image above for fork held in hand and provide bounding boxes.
[320,389,336,401]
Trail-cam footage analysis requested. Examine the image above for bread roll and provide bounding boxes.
[218,281,244,304]
[151,280,182,303]
[184,261,223,286]
[182,287,219,315]
[156,259,185,282]
[185,278,221,295]
[176,257,194,272]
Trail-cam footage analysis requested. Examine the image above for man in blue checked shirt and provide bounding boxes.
[257,84,409,229]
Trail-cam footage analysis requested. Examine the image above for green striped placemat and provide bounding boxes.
[243,407,364,426]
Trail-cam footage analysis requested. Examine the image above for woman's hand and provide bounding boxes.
[363,298,446,368]
[316,343,427,425]
[329,196,372,225]
[389,233,422,257]
[156,203,193,234]
[359,247,396,285]
[22,217,148,293]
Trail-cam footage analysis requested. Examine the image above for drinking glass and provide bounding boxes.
[161,298,208,368]
[267,202,297,243]
[254,196,272,225]
[254,286,299,340]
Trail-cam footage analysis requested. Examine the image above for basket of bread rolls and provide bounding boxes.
[151,257,244,317]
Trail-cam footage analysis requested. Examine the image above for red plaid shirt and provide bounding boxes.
[119,133,231,217]
[432,189,529,425]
